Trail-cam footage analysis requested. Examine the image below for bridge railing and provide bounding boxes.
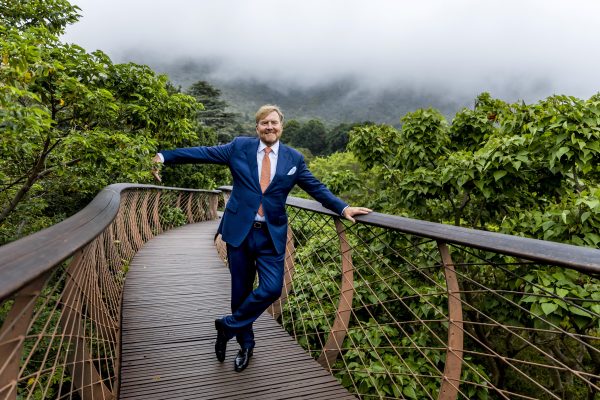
[0,184,219,400]
[3,183,600,400]
[266,195,600,400]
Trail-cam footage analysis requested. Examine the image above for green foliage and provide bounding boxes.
[0,0,80,34]
[344,92,600,241]
[284,119,328,155]
[159,205,187,229]
[399,108,450,170]
[348,124,401,170]
[0,0,212,243]
[284,119,373,156]
[309,152,373,206]
[157,80,236,190]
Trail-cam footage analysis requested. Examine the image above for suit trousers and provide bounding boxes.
[223,223,285,348]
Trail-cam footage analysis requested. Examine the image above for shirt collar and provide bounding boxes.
[258,140,279,155]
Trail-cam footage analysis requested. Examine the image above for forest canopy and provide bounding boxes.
[310,92,600,248]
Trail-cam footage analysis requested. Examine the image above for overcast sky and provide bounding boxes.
[63,0,600,102]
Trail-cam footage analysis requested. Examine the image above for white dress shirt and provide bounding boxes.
[254,141,279,221]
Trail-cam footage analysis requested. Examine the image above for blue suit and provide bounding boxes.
[161,137,347,347]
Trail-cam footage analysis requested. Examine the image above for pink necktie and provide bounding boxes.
[258,147,272,216]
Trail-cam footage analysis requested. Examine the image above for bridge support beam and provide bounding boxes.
[317,218,354,370]
[437,241,464,400]
[0,273,49,400]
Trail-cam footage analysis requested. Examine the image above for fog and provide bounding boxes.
[63,0,600,103]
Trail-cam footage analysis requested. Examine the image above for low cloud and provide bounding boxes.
[64,0,600,103]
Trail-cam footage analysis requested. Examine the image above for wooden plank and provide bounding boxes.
[119,220,354,399]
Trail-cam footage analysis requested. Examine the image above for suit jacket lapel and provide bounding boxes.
[245,139,261,192]
[267,143,291,191]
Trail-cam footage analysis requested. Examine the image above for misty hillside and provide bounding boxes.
[155,60,470,127]
[215,79,470,127]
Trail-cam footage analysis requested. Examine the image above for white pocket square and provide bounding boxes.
[287,167,297,175]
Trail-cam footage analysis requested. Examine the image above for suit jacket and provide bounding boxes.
[161,137,348,254]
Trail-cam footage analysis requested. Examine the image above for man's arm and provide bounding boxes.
[160,141,234,165]
[295,158,372,223]
[151,140,236,182]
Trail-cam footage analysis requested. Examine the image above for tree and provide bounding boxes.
[283,119,302,146]
[282,119,328,155]
[0,0,202,243]
[344,93,600,243]
[326,121,373,154]
[187,80,240,141]
[153,80,237,190]
[0,0,80,34]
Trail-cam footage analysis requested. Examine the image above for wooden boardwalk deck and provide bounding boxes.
[119,220,355,399]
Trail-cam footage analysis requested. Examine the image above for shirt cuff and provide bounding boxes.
[341,205,349,217]
[157,153,164,163]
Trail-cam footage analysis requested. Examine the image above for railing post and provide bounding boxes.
[85,238,119,342]
[115,206,134,260]
[208,193,219,220]
[126,192,144,251]
[185,192,194,223]
[0,273,49,400]
[317,218,354,370]
[139,191,154,242]
[151,191,162,235]
[175,192,182,209]
[437,241,464,400]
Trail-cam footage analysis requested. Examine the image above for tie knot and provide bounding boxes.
[264,147,272,154]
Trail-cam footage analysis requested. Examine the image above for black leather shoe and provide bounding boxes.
[214,319,228,362]
[234,347,253,372]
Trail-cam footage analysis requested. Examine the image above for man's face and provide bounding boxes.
[256,111,283,146]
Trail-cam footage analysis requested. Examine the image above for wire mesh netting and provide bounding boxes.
[278,207,600,400]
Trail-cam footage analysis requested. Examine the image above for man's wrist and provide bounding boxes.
[341,205,349,217]
[156,153,164,163]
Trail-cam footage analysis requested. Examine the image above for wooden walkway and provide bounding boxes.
[119,220,355,399]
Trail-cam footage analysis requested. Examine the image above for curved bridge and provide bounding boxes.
[1,184,599,399]
[120,220,354,399]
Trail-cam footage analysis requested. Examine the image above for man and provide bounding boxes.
[152,104,371,372]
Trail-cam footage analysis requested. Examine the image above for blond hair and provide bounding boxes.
[255,104,284,125]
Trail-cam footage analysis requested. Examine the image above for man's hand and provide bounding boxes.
[343,206,372,223]
[151,154,163,183]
